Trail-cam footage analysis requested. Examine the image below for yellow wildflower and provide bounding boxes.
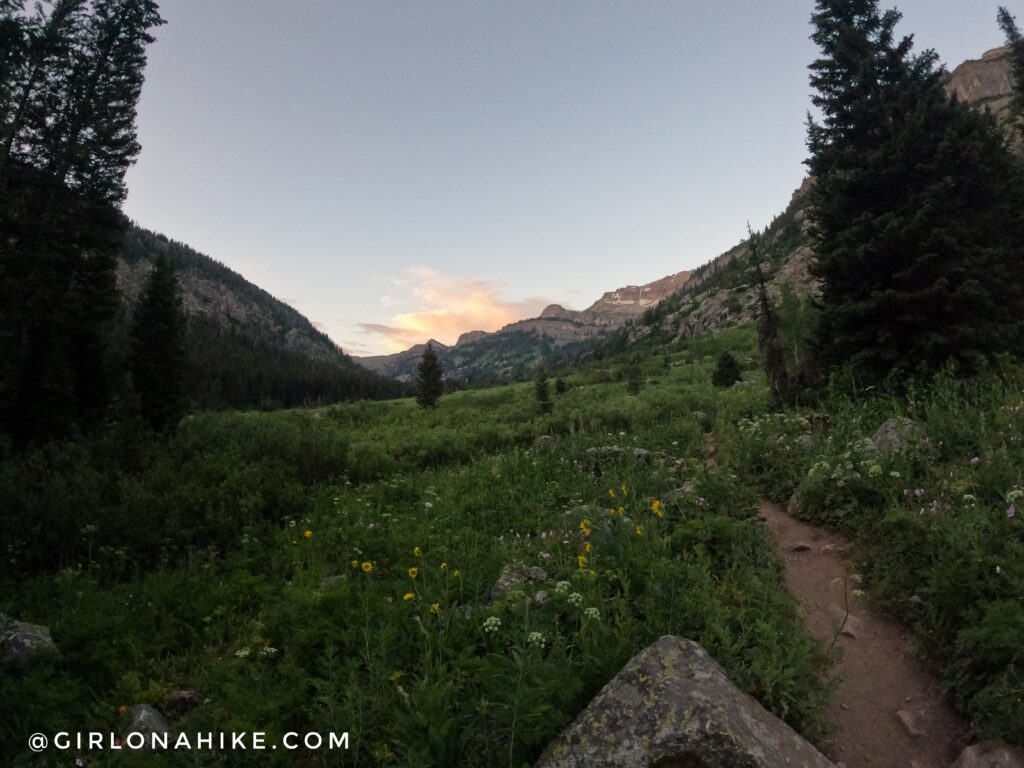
[403,592,415,601]
[652,500,664,518]
[621,484,628,497]
[351,559,359,569]
[608,488,616,498]
[440,562,448,571]
[408,566,419,579]
[453,570,461,578]
[584,542,592,554]
[430,603,441,614]
[118,705,127,715]
[577,554,587,569]
[361,561,373,573]
[635,525,643,537]
[303,530,313,539]
[413,546,421,557]
[579,518,592,536]
[388,670,404,682]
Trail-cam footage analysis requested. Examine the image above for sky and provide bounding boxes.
[123,0,1009,356]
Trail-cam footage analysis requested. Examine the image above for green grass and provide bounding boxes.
[1,327,835,767]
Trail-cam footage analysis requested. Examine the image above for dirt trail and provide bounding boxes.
[759,500,967,768]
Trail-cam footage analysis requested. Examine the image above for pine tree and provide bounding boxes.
[554,377,568,395]
[130,255,185,431]
[625,358,643,395]
[534,369,552,414]
[415,342,443,408]
[711,351,742,389]
[999,7,1024,119]
[806,0,1024,383]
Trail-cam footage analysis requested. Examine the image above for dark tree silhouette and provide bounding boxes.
[415,342,443,408]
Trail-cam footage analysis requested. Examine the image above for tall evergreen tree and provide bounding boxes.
[130,254,184,431]
[0,0,163,442]
[806,0,1024,383]
[415,342,443,409]
[534,368,552,413]
[999,7,1024,120]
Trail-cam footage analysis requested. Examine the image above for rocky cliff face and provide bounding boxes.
[945,46,1015,119]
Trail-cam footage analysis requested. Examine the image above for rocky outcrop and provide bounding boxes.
[535,636,834,768]
[127,704,171,738]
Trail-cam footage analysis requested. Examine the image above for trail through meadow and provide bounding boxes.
[759,499,966,768]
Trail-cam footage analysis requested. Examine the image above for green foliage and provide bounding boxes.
[999,6,1024,119]
[416,342,444,409]
[711,351,742,388]
[807,0,1024,383]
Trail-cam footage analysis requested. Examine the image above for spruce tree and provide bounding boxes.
[130,255,185,431]
[999,7,1024,119]
[415,342,443,408]
[807,0,1024,383]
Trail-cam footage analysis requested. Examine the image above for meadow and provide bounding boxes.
[2,327,1022,766]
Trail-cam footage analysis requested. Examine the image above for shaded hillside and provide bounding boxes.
[116,225,407,408]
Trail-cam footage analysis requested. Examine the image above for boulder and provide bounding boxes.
[127,704,171,737]
[953,743,1024,768]
[534,636,835,768]
[535,435,557,448]
[489,563,548,604]
[1,616,57,670]
[871,417,923,455]
[319,575,344,590]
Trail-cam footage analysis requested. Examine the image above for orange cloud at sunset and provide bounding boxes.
[358,267,554,353]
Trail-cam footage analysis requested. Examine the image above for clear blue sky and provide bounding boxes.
[123,0,1010,355]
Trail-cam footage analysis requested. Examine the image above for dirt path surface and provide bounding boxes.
[759,500,967,768]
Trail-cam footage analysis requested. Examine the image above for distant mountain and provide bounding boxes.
[359,270,691,382]
[116,224,407,408]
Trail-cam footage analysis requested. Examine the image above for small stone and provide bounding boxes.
[789,542,812,552]
[489,563,548,604]
[830,607,864,639]
[319,575,344,590]
[820,543,854,554]
[535,435,557,448]
[896,709,924,737]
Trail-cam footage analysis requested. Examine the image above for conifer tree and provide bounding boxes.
[999,7,1024,119]
[806,0,1024,383]
[534,369,552,414]
[130,254,185,431]
[415,342,443,408]
[0,0,163,442]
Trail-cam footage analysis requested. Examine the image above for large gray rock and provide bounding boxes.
[1,616,57,670]
[535,636,834,768]
[871,417,923,455]
[953,743,1024,768]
